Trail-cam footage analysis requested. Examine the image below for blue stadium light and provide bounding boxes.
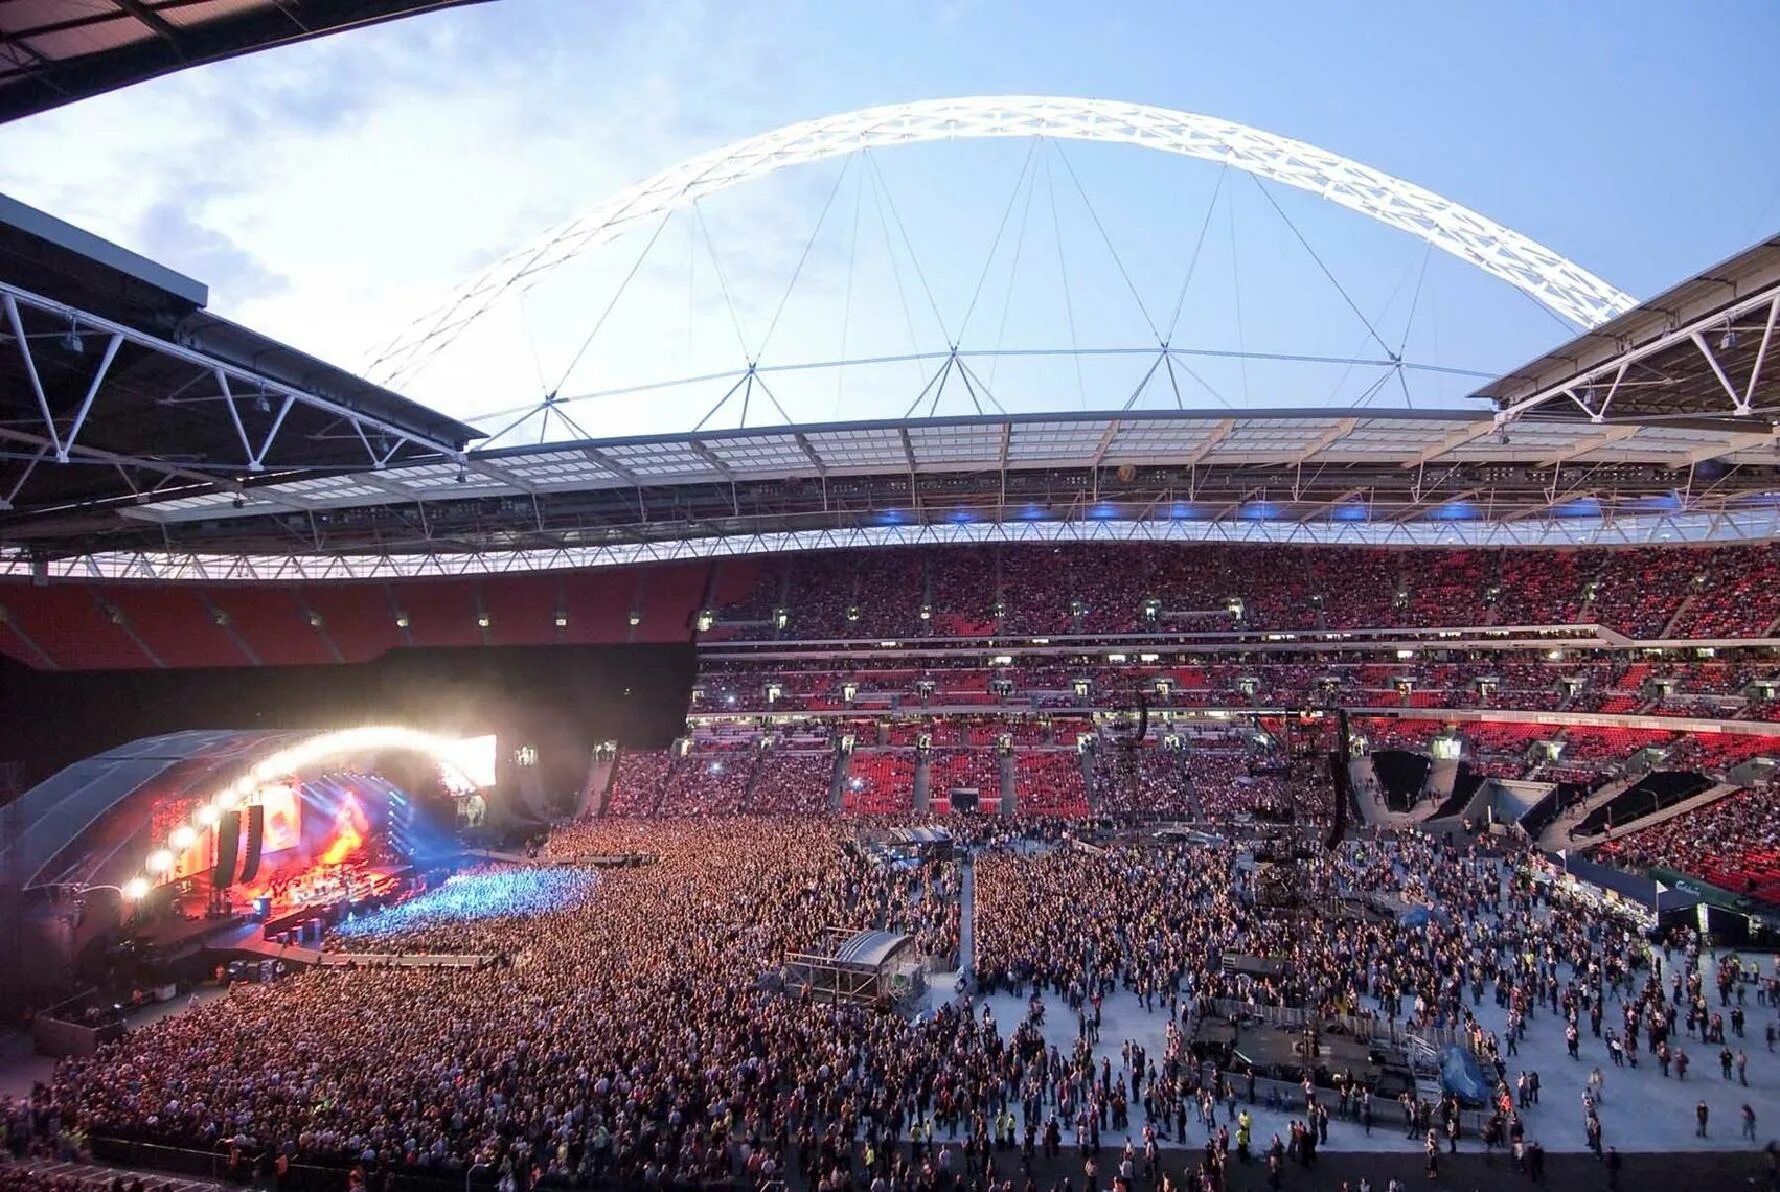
[947,508,978,524]
[1167,502,1199,520]
[1018,504,1049,521]
[1329,503,1369,522]
[1428,501,1480,521]
[876,508,908,526]
[1088,502,1120,520]
[1238,501,1279,520]
[1552,497,1602,518]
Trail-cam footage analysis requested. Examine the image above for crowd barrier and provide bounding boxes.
[1206,996,1474,1053]
[315,952,497,969]
[86,1139,755,1192]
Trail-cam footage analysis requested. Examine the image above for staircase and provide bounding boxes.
[1538,774,1637,850]
[1659,593,1699,639]
[578,751,619,818]
[1571,781,1744,850]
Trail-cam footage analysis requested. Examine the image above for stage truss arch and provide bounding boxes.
[369,95,1637,388]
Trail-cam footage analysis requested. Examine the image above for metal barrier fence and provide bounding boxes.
[87,1139,753,1192]
[1205,998,1472,1052]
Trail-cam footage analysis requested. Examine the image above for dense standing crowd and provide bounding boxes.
[7,813,1773,1192]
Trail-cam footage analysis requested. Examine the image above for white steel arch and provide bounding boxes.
[369,96,1636,387]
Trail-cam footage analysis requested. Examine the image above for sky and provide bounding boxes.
[2,0,1777,443]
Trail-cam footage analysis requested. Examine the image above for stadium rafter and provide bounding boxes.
[0,0,492,124]
[369,95,1638,387]
[1484,235,1780,427]
[0,195,481,520]
[6,406,1780,579]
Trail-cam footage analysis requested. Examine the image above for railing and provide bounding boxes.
[88,1139,755,1192]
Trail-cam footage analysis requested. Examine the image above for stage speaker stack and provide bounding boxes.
[238,804,265,884]
[212,810,241,887]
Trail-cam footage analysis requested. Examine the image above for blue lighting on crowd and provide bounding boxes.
[332,868,597,938]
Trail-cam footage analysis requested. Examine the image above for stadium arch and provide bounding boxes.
[371,95,1638,385]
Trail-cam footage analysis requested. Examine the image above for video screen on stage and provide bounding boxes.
[442,734,498,791]
[260,784,301,853]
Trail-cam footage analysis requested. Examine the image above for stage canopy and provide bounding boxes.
[2,725,485,893]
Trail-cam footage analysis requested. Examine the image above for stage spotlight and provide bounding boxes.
[123,878,149,900]
[169,826,196,850]
[145,849,174,874]
[196,804,221,827]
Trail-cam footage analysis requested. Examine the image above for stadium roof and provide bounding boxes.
[6,403,1780,579]
[0,0,488,123]
[4,182,1780,573]
[0,193,481,523]
[1480,233,1780,423]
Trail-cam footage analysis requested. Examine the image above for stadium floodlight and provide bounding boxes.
[371,96,1636,385]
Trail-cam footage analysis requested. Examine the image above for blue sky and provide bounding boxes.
[1,0,1776,440]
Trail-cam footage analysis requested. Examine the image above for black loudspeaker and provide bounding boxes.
[238,803,265,885]
[212,810,241,887]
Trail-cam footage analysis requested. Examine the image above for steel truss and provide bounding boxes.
[1495,284,1780,426]
[369,96,1635,385]
[0,280,467,512]
[8,508,1780,584]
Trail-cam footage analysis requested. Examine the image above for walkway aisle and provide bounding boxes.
[957,855,975,976]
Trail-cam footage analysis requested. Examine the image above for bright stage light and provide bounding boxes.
[123,877,149,900]
[141,728,498,890]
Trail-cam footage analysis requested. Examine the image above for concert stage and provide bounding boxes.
[0,727,488,1008]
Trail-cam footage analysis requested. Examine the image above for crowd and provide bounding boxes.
[1090,747,1194,818]
[44,819,970,1190]
[10,808,1778,1192]
[1596,786,1780,899]
[695,654,1780,728]
[325,867,599,955]
[705,542,1780,640]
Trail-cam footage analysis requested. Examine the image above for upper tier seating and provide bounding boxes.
[13,543,1780,671]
